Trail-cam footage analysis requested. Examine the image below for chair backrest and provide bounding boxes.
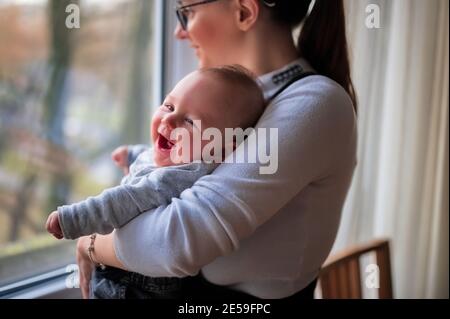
[318,239,393,299]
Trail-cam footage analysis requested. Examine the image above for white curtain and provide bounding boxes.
[334,0,449,298]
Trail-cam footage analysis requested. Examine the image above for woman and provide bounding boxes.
[76,0,357,299]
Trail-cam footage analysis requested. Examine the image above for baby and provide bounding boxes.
[45,65,264,299]
[46,65,265,243]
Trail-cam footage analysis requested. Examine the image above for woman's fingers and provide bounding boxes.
[79,258,92,299]
[76,237,94,299]
[79,272,88,299]
[80,270,90,299]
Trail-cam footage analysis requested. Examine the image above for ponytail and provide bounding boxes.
[298,0,357,112]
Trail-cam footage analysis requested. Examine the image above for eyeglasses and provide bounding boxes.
[175,0,221,30]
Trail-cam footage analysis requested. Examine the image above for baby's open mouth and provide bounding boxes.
[157,134,175,151]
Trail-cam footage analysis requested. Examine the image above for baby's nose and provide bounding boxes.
[161,113,179,129]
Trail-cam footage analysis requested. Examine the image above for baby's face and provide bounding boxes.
[151,71,234,166]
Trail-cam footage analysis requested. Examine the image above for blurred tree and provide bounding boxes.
[9,175,37,241]
[3,0,153,241]
[44,0,79,144]
[122,0,152,145]
[43,0,80,216]
[6,0,80,241]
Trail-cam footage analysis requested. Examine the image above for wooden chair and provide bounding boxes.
[318,239,393,299]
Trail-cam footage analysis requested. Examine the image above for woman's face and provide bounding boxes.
[174,0,241,68]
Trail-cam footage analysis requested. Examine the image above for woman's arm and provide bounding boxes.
[76,234,126,299]
[114,78,356,278]
[92,233,126,269]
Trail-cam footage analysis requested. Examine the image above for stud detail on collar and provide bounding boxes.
[272,65,304,85]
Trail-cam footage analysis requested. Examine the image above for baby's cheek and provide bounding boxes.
[150,114,161,142]
[172,130,196,163]
[192,134,206,162]
[174,136,192,163]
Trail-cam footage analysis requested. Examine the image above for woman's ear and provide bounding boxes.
[234,0,260,31]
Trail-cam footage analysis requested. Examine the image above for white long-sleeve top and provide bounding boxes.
[114,59,357,299]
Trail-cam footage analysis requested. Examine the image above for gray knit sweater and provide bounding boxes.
[58,148,217,239]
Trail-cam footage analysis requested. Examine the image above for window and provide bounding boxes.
[0,0,156,287]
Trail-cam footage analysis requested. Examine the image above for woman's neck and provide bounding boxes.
[238,25,300,76]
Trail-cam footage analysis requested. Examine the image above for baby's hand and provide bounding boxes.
[111,145,129,175]
[46,211,63,239]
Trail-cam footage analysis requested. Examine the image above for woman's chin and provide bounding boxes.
[198,57,213,69]
[198,59,206,68]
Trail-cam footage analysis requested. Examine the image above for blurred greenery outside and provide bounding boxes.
[0,0,154,285]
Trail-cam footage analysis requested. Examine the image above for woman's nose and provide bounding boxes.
[174,22,189,40]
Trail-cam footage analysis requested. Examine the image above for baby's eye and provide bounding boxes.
[185,118,194,125]
[164,104,174,112]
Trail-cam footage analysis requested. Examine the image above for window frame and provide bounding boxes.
[162,0,198,96]
[0,266,79,299]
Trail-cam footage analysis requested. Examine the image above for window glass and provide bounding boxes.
[0,0,155,286]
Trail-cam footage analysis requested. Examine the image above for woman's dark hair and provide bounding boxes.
[265,0,357,112]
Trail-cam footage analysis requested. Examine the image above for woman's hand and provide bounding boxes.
[76,236,95,299]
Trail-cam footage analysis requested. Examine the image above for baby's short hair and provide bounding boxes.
[199,65,265,130]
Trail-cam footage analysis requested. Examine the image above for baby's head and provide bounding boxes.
[151,65,265,166]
